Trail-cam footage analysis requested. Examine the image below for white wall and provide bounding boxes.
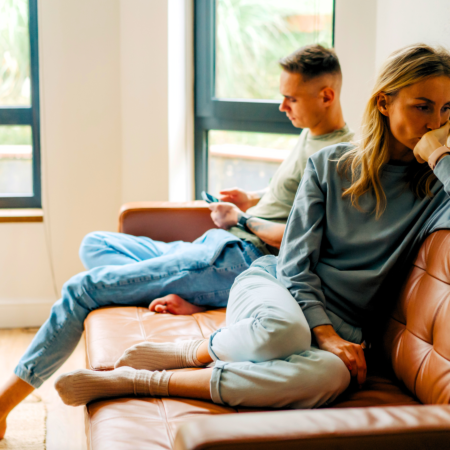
[335,0,378,135]
[41,0,123,288]
[375,0,450,68]
[0,0,193,328]
[120,0,170,204]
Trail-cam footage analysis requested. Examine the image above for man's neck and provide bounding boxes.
[309,105,346,137]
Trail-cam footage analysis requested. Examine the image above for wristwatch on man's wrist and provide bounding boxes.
[236,212,252,232]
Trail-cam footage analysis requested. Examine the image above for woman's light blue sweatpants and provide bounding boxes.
[208,256,361,409]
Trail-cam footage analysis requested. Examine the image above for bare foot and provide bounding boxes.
[149,294,206,315]
[0,416,6,440]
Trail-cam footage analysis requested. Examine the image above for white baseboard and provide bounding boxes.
[0,299,55,329]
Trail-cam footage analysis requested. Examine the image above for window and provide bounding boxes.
[0,0,40,208]
[194,0,335,198]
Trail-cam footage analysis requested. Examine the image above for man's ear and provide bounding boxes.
[321,87,335,105]
[377,93,390,117]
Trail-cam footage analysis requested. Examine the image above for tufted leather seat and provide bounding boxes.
[383,230,450,405]
[83,203,450,450]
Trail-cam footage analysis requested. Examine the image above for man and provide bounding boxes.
[0,44,353,438]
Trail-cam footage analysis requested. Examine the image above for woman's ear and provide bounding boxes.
[377,93,390,116]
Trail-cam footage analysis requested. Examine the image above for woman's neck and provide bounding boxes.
[388,131,415,162]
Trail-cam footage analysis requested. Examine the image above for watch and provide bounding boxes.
[236,212,251,232]
[428,145,450,170]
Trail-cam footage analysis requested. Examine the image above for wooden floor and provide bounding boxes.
[0,328,87,450]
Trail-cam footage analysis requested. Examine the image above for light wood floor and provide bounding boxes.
[0,328,87,450]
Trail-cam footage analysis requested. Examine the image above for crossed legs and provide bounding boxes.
[56,261,351,410]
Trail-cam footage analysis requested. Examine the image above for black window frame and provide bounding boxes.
[0,0,41,208]
[194,0,335,199]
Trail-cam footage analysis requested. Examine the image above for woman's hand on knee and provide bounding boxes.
[313,325,367,386]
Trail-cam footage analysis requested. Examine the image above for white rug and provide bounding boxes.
[0,394,46,450]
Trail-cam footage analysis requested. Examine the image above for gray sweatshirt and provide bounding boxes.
[277,143,450,330]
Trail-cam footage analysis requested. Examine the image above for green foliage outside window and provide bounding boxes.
[215,0,334,100]
[0,0,31,106]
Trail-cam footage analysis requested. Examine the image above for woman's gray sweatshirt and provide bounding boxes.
[277,143,450,330]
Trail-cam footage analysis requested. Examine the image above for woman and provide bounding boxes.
[54,43,450,410]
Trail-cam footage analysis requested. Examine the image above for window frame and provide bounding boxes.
[194,0,335,198]
[0,0,41,208]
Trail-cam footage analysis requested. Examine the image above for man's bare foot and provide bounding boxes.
[0,415,6,440]
[149,294,206,315]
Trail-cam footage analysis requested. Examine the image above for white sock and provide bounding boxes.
[114,339,205,371]
[55,366,172,406]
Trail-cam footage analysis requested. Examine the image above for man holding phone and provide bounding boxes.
[0,46,355,428]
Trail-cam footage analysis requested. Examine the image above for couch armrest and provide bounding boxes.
[174,404,450,450]
[119,201,217,242]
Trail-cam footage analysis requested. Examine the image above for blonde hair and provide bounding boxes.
[338,44,450,218]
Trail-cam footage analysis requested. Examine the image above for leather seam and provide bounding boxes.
[429,344,450,363]
[417,235,450,285]
[85,322,93,370]
[192,313,207,339]
[429,293,447,346]
[413,346,433,396]
[158,398,174,448]
[136,307,148,342]
[421,269,450,286]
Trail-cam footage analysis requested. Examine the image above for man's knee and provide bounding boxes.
[79,231,108,264]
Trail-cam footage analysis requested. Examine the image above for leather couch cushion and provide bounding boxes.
[86,397,235,450]
[85,307,226,371]
[383,231,450,405]
[84,306,419,410]
[84,306,420,450]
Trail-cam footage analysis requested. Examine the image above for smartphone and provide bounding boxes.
[201,191,221,203]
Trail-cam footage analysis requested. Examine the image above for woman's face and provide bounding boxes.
[378,75,450,160]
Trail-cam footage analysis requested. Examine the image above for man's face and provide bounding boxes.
[279,70,327,129]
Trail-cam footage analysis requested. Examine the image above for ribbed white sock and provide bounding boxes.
[55,366,172,406]
[114,339,206,371]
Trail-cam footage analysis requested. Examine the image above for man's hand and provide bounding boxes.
[414,121,450,163]
[209,202,241,230]
[219,188,262,212]
[313,324,367,386]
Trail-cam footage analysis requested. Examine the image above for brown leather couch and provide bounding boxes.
[83,202,450,450]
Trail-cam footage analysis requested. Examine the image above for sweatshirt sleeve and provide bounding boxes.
[434,154,450,194]
[276,157,332,329]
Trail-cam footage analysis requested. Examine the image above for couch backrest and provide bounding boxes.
[383,230,450,404]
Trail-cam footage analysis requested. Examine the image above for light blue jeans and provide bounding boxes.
[208,256,361,409]
[15,229,263,388]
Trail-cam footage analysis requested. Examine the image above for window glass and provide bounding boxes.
[215,0,334,100]
[208,130,298,195]
[0,125,33,194]
[0,0,31,106]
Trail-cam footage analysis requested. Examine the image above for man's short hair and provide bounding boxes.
[279,44,341,81]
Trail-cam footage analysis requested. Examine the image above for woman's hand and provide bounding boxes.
[219,188,260,212]
[209,202,241,229]
[414,121,450,163]
[313,324,367,386]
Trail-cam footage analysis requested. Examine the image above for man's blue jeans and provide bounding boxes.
[15,229,263,388]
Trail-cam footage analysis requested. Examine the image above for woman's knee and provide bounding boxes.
[250,312,311,361]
